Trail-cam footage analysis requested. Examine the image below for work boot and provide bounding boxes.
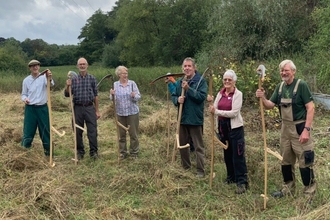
[271,182,295,198]
[77,154,84,160]
[196,172,205,178]
[91,153,99,160]
[304,181,316,204]
[224,178,236,184]
[235,184,247,194]
[131,154,138,160]
[271,191,284,198]
[119,153,127,160]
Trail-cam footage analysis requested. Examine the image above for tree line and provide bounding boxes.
[1,0,330,92]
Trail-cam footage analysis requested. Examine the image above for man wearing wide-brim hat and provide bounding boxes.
[21,59,54,157]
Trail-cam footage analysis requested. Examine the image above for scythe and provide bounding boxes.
[46,70,65,167]
[67,71,87,165]
[257,64,269,209]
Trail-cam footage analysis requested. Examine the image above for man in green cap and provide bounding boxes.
[21,59,54,156]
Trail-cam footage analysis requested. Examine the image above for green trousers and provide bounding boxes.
[21,104,50,156]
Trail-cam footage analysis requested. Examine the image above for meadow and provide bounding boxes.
[1,65,330,219]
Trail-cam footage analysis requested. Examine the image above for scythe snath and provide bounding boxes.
[150,72,186,160]
[209,69,215,187]
[46,71,65,167]
[256,64,269,209]
[67,71,87,165]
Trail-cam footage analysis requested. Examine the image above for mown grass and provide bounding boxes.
[1,65,330,219]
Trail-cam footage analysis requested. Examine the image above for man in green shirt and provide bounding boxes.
[256,59,316,200]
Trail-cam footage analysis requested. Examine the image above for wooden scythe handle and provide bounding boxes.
[166,85,170,159]
[112,94,121,164]
[213,135,228,149]
[209,70,215,187]
[69,85,78,165]
[51,126,65,137]
[112,93,130,163]
[47,74,55,167]
[266,147,282,161]
[116,121,130,131]
[172,83,190,163]
[259,77,268,209]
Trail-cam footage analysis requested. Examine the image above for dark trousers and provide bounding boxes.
[74,105,98,156]
[219,119,248,186]
[21,104,50,156]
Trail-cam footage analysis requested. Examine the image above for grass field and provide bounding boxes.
[1,85,330,219]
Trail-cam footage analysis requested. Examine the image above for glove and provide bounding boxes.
[167,76,175,83]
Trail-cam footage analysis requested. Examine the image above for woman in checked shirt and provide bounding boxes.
[110,66,141,160]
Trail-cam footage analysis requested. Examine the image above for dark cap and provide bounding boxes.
[28,59,40,67]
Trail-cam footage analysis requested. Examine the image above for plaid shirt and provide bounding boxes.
[70,73,98,104]
[111,80,140,116]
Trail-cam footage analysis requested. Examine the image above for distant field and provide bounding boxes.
[0,65,182,97]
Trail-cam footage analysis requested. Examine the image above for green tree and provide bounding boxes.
[114,0,160,66]
[199,0,318,66]
[153,0,214,66]
[57,45,78,66]
[20,38,60,66]
[102,42,121,67]
[78,9,117,64]
[305,0,330,93]
[0,38,28,73]
[113,0,213,66]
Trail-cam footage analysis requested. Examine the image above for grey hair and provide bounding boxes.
[77,57,88,65]
[182,57,197,69]
[223,70,237,82]
[279,60,296,71]
[115,65,128,77]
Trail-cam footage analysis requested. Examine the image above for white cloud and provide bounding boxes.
[0,0,117,45]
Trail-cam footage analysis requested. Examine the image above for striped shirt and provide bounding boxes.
[68,73,98,104]
[110,80,141,116]
[21,74,55,105]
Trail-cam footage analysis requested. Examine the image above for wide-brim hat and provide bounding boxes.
[28,59,40,67]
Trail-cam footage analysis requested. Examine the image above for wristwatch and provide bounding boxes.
[304,127,311,131]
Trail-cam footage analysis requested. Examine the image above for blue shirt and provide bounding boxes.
[21,74,54,105]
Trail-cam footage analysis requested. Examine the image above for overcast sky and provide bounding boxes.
[0,0,117,45]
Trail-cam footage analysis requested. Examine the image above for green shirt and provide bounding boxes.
[270,78,313,121]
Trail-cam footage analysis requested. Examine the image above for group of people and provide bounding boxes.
[166,58,316,198]
[21,57,140,161]
[21,57,316,198]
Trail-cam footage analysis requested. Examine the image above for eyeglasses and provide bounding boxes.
[29,64,40,67]
[223,78,232,82]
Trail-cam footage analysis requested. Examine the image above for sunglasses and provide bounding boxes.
[223,78,233,82]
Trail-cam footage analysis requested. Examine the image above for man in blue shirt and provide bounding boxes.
[21,59,54,156]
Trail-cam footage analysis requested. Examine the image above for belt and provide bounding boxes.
[75,102,93,106]
[27,103,47,107]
